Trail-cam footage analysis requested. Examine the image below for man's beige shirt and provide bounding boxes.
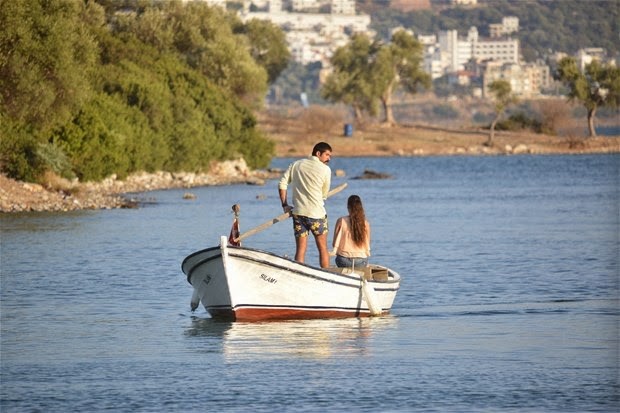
[278,156,331,219]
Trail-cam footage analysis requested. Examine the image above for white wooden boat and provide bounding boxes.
[181,236,401,321]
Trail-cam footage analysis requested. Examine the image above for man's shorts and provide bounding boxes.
[292,214,328,238]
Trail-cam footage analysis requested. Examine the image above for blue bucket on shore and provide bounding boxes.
[344,123,353,137]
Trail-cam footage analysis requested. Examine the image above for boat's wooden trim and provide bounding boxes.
[208,305,387,321]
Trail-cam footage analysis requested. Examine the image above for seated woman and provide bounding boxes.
[332,195,371,268]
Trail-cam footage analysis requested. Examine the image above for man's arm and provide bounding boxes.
[278,163,293,210]
[279,188,289,210]
[322,168,331,199]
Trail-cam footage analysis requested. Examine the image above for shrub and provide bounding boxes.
[0,118,45,182]
[495,112,543,133]
[299,105,343,134]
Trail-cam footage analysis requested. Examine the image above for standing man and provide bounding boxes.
[279,142,332,268]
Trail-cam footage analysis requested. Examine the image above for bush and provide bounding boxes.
[36,142,75,180]
[0,1,278,182]
[299,105,343,134]
[495,112,543,133]
[0,119,44,182]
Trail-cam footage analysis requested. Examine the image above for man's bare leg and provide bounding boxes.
[314,233,330,268]
[295,235,308,263]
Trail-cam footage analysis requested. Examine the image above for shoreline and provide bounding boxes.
[0,159,278,213]
[1,125,618,213]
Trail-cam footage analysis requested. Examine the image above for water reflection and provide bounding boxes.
[0,211,92,232]
[185,316,399,360]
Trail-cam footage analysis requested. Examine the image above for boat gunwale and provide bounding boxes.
[183,244,401,291]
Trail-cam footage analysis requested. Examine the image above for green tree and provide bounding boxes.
[372,29,431,125]
[1,0,275,182]
[322,31,430,125]
[555,57,620,137]
[163,1,269,106]
[486,79,517,146]
[321,33,379,120]
[0,0,98,132]
[0,0,101,180]
[232,18,291,84]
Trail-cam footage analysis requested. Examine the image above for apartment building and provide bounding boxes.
[436,27,518,75]
[240,0,371,65]
[489,16,519,38]
[481,60,551,98]
[576,47,613,71]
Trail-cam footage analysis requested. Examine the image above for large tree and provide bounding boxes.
[555,57,620,137]
[1,0,276,182]
[0,0,98,131]
[124,1,270,106]
[372,30,431,126]
[321,33,380,121]
[486,79,516,147]
[321,30,429,125]
[232,18,291,85]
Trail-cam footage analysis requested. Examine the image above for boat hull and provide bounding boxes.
[182,237,401,321]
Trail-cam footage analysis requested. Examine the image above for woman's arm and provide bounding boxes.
[332,217,343,248]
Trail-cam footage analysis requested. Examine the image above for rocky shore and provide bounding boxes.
[0,159,278,213]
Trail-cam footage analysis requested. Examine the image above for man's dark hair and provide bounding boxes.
[312,142,332,156]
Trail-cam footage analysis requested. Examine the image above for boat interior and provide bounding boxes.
[327,265,390,281]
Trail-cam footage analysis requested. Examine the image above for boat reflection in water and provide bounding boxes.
[185,315,399,360]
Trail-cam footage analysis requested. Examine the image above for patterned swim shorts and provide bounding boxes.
[292,214,328,238]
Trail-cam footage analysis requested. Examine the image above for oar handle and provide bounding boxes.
[235,182,348,242]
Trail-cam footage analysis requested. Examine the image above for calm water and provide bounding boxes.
[1,155,618,412]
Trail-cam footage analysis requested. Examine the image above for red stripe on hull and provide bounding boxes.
[209,307,386,321]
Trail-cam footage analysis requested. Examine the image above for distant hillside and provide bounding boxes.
[359,0,619,61]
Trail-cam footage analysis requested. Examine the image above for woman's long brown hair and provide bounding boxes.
[347,195,367,246]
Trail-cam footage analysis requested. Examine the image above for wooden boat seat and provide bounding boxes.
[328,266,389,281]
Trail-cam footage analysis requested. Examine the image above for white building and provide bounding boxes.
[576,47,611,71]
[473,37,519,64]
[482,60,551,98]
[502,17,519,34]
[269,0,283,12]
[291,0,320,11]
[489,16,519,38]
[331,0,356,15]
[436,26,519,74]
[241,1,371,65]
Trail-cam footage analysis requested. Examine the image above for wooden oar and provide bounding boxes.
[235,182,348,242]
